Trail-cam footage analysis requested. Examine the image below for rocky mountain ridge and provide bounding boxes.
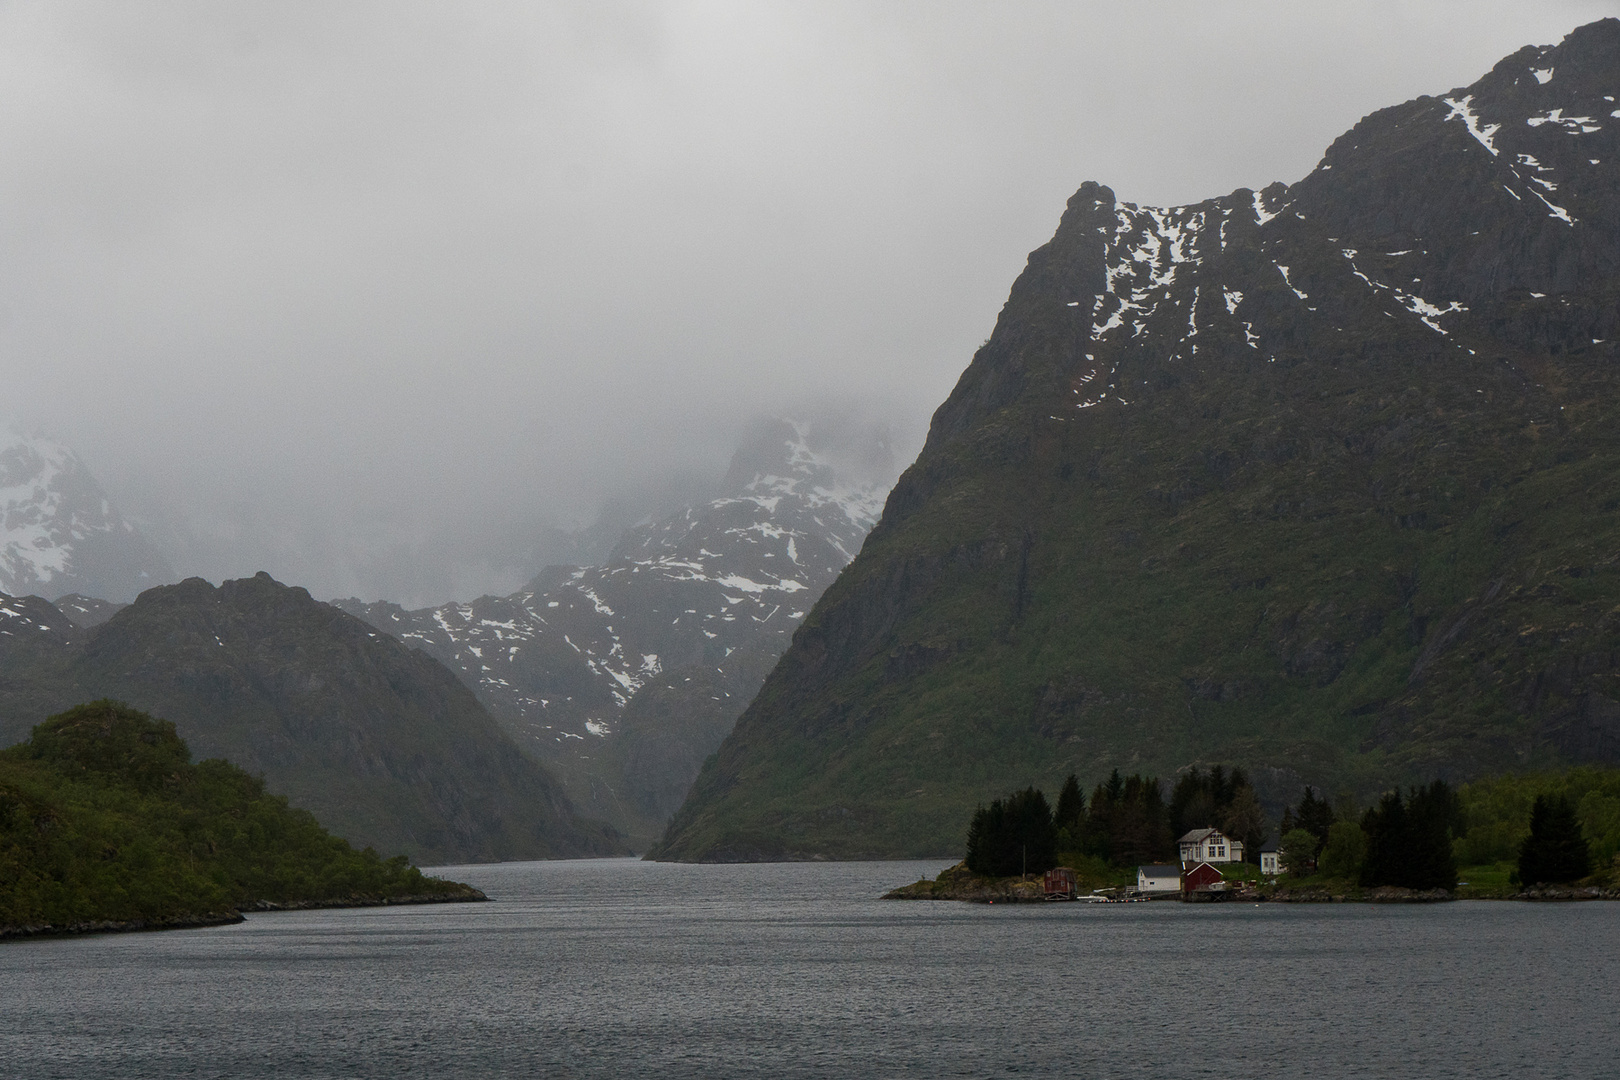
[335,419,891,846]
[0,573,624,864]
[653,20,1620,861]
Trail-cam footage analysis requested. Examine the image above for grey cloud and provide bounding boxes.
[1,0,1608,604]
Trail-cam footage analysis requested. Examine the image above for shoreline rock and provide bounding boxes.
[882,862,1051,903]
[0,887,489,942]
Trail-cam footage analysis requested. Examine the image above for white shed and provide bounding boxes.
[1136,864,1182,895]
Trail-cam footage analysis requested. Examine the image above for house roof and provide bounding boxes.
[1260,839,1280,853]
[1138,865,1180,876]
[1185,861,1225,878]
[1178,828,1222,843]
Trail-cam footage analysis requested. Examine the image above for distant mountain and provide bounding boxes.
[0,573,625,864]
[0,425,174,603]
[335,418,893,847]
[652,20,1620,861]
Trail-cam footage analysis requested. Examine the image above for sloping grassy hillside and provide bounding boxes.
[652,21,1620,860]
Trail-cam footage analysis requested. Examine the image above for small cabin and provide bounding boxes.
[1259,839,1281,875]
[1136,865,1181,895]
[1181,861,1225,895]
[1043,867,1077,899]
[1178,827,1244,866]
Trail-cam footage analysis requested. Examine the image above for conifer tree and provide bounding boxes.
[1054,774,1085,834]
[1517,794,1592,885]
[1361,782,1459,889]
[964,787,1057,877]
[1405,780,1461,890]
[1360,790,1409,887]
[1170,767,1216,839]
[1221,786,1268,864]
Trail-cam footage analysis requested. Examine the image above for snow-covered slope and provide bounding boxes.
[0,426,173,602]
[334,418,894,844]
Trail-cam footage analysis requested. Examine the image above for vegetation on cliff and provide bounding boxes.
[653,21,1620,861]
[0,573,627,864]
[0,702,481,935]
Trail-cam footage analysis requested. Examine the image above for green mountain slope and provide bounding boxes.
[1,702,481,935]
[652,20,1620,861]
[0,574,626,864]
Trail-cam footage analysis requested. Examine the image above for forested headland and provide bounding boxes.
[0,701,483,938]
[890,765,1620,901]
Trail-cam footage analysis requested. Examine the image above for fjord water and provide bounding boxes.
[2,860,1614,1079]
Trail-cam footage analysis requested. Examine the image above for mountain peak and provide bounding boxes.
[0,424,173,603]
[652,20,1620,861]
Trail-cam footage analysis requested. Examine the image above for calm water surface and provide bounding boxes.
[2,858,1615,1079]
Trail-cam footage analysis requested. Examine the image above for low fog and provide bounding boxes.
[2,1,1607,606]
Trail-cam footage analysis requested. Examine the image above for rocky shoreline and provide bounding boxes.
[883,864,1620,905]
[1,887,489,942]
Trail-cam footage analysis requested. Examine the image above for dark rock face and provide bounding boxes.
[0,573,624,864]
[653,20,1620,861]
[334,419,892,848]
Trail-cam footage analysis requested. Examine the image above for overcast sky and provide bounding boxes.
[3,1,1613,604]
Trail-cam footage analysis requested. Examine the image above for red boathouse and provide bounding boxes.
[1181,862,1225,897]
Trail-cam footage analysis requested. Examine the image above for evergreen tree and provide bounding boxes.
[1517,794,1592,885]
[1221,785,1269,864]
[1087,771,1174,865]
[1054,774,1085,834]
[964,800,1006,877]
[964,787,1057,877]
[1294,787,1336,848]
[1360,790,1409,888]
[1405,780,1461,890]
[1112,774,1173,865]
[1361,781,1459,890]
[1170,767,1216,839]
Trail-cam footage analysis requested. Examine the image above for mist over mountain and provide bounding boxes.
[654,19,1620,862]
[335,416,895,847]
[0,425,174,604]
[5,5,1592,617]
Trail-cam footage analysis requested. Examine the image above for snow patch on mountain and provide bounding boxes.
[0,425,173,602]
[333,418,892,752]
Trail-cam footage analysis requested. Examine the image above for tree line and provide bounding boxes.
[966,766,1265,877]
[966,766,1609,886]
[1277,780,1596,888]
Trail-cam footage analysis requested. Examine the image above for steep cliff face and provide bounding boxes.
[0,574,625,864]
[653,20,1620,861]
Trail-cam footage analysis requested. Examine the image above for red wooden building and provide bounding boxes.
[1181,862,1225,897]
[1043,867,1077,899]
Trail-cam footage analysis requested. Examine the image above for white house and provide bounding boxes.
[1136,865,1181,895]
[1259,839,1281,876]
[1178,827,1244,866]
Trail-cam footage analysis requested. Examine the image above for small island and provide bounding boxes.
[886,768,1620,904]
[0,701,485,940]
